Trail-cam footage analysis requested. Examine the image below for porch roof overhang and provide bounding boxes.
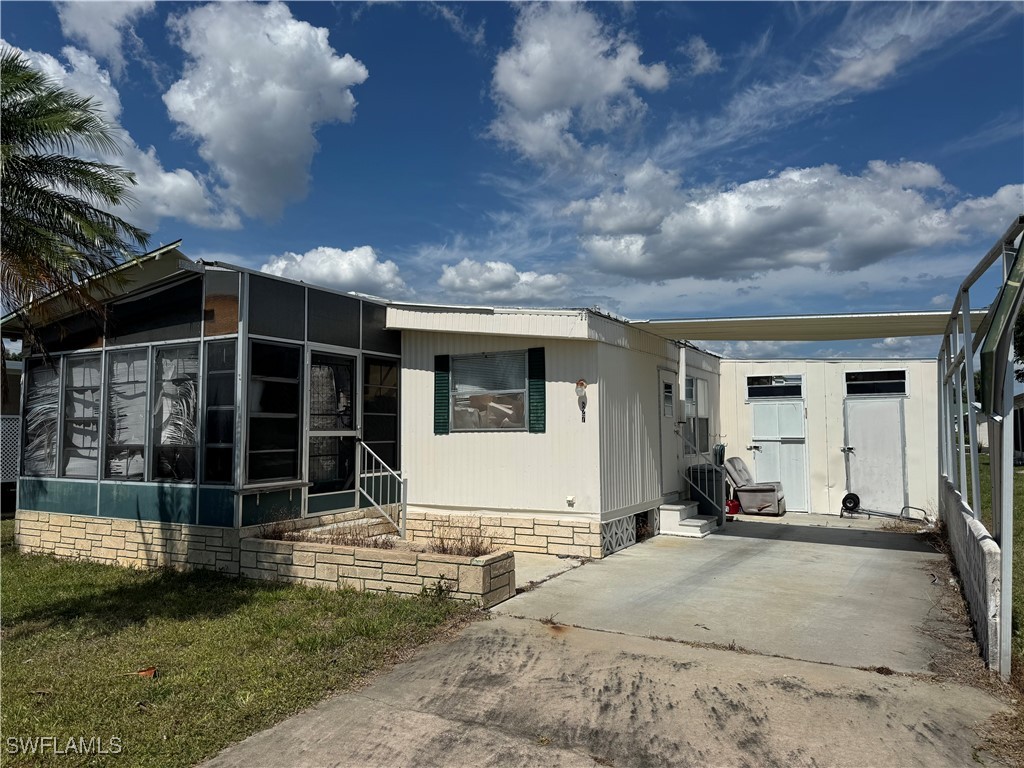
[1,241,191,338]
[631,310,988,342]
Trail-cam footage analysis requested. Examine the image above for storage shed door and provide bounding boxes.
[843,398,907,514]
[750,401,808,512]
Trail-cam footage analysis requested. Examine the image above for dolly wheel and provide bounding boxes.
[841,493,860,517]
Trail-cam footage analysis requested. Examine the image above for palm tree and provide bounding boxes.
[1,47,149,321]
[1,48,149,402]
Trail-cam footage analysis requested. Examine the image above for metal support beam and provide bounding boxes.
[995,347,1014,681]
[961,289,981,518]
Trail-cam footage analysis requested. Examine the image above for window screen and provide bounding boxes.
[106,276,202,346]
[308,289,360,348]
[62,355,102,478]
[204,340,236,484]
[247,341,301,482]
[106,349,149,479]
[451,351,527,431]
[23,360,60,476]
[747,375,802,399]
[845,370,907,396]
[248,275,305,340]
[363,357,399,469]
[153,345,199,481]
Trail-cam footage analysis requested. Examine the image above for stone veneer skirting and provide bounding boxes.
[404,509,604,559]
[240,538,514,608]
[14,508,385,574]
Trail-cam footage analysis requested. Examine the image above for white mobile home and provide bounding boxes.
[388,305,683,558]
[718,359,940,516]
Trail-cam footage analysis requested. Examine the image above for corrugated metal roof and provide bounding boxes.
[631,310,987,341]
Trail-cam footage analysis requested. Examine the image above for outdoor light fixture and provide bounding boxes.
[575,379,588,423]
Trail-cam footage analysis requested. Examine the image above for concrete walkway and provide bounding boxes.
[496,518,951,672]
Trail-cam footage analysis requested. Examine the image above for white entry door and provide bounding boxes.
[659,370,681,495]
[750,400,808,511]
[843,398,907,513]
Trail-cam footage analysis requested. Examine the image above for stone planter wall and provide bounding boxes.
[240,537,516,608]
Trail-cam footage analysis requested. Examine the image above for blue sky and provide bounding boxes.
[3,1,1022,358]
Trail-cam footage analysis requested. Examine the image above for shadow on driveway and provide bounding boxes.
[716,518,937,553]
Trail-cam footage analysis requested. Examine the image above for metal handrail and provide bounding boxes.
[679,431,724,520]
[357,440,407,536]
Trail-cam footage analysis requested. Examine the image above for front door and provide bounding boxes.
[750,400,808,511]
[659,370,681,495]
[306,352,358,513]
[843,398,907,513]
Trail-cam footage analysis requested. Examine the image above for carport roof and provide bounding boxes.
[631,310,987,342]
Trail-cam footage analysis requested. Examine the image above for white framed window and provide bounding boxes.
[747,374,802,399]
[451,351,527,431]
[62,354,102,478]
[845,369,907,396]
[105,348,149,480]
[152,344,200,481]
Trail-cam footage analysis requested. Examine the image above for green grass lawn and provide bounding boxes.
[970,454,1024,688]
[0,520,473,767]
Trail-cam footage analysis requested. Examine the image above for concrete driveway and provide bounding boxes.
[495,516,951,672]
[204,518,1009,767]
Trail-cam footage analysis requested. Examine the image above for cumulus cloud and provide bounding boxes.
[261,246,406,296]
[5,41,236,230]
[567,159,1023,279]
[680,36,721,76]
[164,1,368,220]
[438,258,571,303]
[56,1,155,77]
[490,3,668,163]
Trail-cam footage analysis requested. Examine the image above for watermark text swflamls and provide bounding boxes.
[5,736,123,756]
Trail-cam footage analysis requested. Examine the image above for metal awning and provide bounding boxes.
[631,310,988,342]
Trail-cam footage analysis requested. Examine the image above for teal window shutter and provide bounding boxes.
[434,355,451,435]
[527,347,545,433]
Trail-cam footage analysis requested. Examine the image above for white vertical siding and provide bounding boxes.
[719,359,939,515]
[597,342,678,519]
[401,331,602,516]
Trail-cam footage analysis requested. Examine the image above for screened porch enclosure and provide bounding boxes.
[15,255,402,529]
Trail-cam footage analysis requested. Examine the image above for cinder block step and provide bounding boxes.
[660,515,718,539]
[659,501,701,522]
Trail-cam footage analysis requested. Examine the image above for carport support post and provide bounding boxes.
[960,289,981,518]
[953,323,967,499]
[995,340,1014,681]
[945,333,961,489]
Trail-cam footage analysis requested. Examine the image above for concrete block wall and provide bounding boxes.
[240,537,516,608]
[939,476,1001,670]
[404,508,602,558]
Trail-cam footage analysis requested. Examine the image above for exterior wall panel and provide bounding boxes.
[597,342,678,520]
[402,331,601,517]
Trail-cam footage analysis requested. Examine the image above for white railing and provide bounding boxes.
[937,214,1022,682]
[357,441,407,536]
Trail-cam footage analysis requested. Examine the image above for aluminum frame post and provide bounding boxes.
[961,289,982,517]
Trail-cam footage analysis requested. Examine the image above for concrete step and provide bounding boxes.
[660,501,701,522]
[660,515,718,539]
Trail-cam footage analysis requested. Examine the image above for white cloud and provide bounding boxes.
[658,3,1015,162]
[930,294,952,308]
[55,1,155,78]
[680,36,721,76]
[438,258,571,303]
[5,41,236,231]
[164,1,368,221]
[490,3,668,163]
[426,3,485,49]
[567,159,1022,280]
[261,246,406,296]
